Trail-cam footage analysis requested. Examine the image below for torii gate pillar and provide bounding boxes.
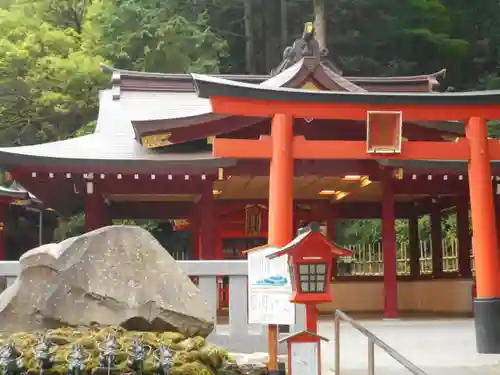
[467,117,500,353]
[267,114,294,374]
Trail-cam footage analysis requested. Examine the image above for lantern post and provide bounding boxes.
[268,222,352,332]
[266,222,351,374]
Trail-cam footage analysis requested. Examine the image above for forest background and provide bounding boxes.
[0,0,498,248]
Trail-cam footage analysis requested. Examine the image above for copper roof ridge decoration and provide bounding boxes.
[271,21,341,76]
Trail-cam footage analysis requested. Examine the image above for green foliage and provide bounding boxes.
[326,0,469,77]
[336,213,458,247]
[0,5,108,145]
[82,0,228,73]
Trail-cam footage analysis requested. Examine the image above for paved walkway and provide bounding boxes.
[319,318,500,374]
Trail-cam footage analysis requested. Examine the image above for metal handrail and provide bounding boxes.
[334,310,428,375]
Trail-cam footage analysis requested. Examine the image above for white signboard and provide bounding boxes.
[291,342,319,375]
[247,246,295,324]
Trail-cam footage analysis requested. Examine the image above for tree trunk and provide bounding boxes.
[280,0,288,51]
[313,0,327,49]
[243,0,256,74]
[264,1,276,72]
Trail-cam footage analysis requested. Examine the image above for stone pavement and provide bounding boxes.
[319,318,500,374]
[215,316,500,374]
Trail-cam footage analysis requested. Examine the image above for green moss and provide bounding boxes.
[0,327,230,375]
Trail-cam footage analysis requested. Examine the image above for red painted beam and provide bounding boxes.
[214,136,500,161]
[210,95,500,121]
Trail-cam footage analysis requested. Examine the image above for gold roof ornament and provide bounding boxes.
[141,132,173,149]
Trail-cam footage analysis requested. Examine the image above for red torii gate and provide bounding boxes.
[192,73,500,366]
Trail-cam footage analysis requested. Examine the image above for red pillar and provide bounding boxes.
[381,169,398,319]
[0,203,5,260]
[267,114,294,372]
[467,117,500,353]
[408,214,420,278]
[456,197,471,278]
[430,203,443,277]
[199,183,216,259]
[326,209,338,278]
[84,181,107,232]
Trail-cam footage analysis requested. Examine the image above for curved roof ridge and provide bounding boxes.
[191,73,500,104]
[320,65,366,93]
[100,63,265,81]
[101,63,447,85]
[347,69,446,82]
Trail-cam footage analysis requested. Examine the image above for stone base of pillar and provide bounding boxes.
[475,297,500,353]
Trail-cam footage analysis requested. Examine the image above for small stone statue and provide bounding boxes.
[67,344,87,375]
[0,342,23,375]
[153,347,173,375]
[34,333,55,370]
[126,336,148,375]
[99,334,119,368]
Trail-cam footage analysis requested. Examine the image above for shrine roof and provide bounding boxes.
[100,65,445,93]
[267,223,352,259]
[278,330,329,343]
[107,65,457,144]
[0,185,30,200]
[7,181,41,203]
[0,181,49,213]
[0,90,236,173]
[192,73,500,106]
[111,57,370,142]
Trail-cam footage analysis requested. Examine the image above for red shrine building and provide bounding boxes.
[2,26,500,352]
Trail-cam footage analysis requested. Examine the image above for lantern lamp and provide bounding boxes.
[267,222,352,304]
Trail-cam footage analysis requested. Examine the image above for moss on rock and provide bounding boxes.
[0,327,229,375]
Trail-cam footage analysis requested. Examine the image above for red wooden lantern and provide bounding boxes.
[267,222,352,304]
[366,110,403,153]
[278,330,329,375]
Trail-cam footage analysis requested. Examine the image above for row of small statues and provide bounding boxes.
[0,334,174,375]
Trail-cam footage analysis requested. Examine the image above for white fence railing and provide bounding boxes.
[0,260,305,353]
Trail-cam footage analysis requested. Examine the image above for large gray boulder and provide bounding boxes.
[0,225,214,336]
